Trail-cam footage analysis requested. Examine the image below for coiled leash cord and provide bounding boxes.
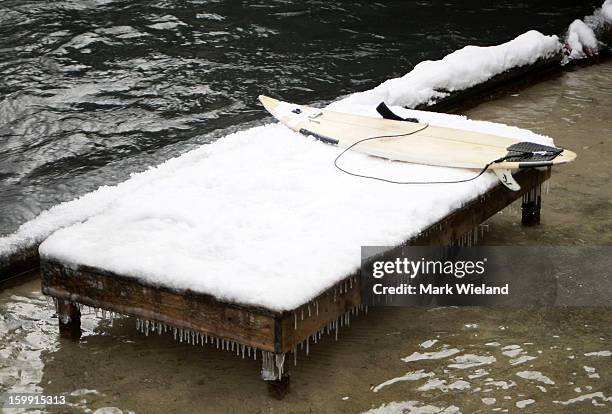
[333,123,506,185]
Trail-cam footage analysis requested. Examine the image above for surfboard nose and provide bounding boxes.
[259,95,280,112]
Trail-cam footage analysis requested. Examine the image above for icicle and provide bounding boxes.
[306,337,310,356]
[316,300,319,316]
[294,312,297,330]
[335,320,338,341]
[301,308,304,320]
[308,305,311,317]
[293,346,297,366]
[241,344,245,359]
[216,337,219,348]
[275,353,285,378]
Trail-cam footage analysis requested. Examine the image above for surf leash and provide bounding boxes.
[333,125,515,186]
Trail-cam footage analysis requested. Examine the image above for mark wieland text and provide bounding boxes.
[372,283,509,296]
[370,257,509,296]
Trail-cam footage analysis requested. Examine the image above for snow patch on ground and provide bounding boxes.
[481,397,496,406]
[501,345,523,358]
[468,369,489,379]
[419,340,438,349]
[372,370,434,393]
[509,355,536,365]
[584,350,611,357]
[402,348,461,363]
[516,399,535,409]
[583,365,600,379]
[554,392,612,406]
[484,379,516,390]
[447,354,496,369]
[363,401,460,414]
[516,371,555,385]
[417,378,470,392]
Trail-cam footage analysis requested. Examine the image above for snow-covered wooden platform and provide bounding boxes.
[41,167,550,397]
[0,27,569,397]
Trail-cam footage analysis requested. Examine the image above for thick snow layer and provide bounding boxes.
[2,30,558,310]
[581,1,612,41]
[37,111,551,311]
[601,0,612,23]
[566,19,599,60]
[331,30,560,109]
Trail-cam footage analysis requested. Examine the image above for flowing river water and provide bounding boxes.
[1,1,611,413]
[0,0,603,235]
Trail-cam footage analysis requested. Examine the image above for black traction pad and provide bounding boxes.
[504,142,563,162]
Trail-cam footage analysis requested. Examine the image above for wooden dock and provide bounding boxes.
[40,167,550,398]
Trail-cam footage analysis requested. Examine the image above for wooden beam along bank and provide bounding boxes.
[41,167,550,398]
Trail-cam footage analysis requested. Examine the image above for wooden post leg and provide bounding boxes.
[57,299,81,340]
[521,185,542,226]
[267,372,290,399]
[262,352,290,399]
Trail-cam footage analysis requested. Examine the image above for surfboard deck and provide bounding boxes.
[259,95,576,191]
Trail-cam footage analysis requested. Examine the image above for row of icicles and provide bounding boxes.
[48,277,366,373]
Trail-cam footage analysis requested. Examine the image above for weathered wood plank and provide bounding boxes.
[410,167,550,245]
[0,245,39,283]
[278,277,360,353]
[41,261,278,351]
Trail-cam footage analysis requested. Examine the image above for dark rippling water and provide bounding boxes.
[0,0,602,235]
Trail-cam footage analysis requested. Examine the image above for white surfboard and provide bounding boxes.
[259,95,576,191]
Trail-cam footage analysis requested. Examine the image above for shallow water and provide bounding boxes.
[1,62,611,413]
[0,0,603,235]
